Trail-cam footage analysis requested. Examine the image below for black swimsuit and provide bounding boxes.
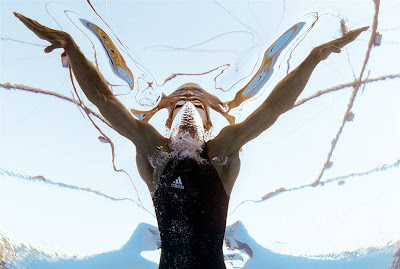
[153,148,229,269]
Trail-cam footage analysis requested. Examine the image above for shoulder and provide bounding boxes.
[206,123,242,159]
[206,142,241,196]
[135,146,170,196]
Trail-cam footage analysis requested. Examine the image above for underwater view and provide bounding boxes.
[1,0,399,268]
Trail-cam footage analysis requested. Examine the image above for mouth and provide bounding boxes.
[170,102,205,141]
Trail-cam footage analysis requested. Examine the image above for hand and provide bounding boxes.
[313,26,369,61]
[14,12,73,53]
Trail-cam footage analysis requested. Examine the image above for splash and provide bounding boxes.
[169,102,206,143]
[149,103,208,171]
[168,133,206,164]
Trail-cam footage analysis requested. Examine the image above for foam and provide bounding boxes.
[149,102,208,166]
[168,102,207,162]
[169,132,206,163]
[169,102,206,142]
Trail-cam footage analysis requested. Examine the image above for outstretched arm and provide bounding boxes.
[209,26,368,157]
[14,12,167,152]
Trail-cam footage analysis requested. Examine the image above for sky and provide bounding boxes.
[1,0,400,266]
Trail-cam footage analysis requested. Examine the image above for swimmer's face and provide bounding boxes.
[171,99,208,127]
[169,100,207,142]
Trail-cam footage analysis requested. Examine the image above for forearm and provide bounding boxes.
[264,26,369,114]
[238,50,320,144]
[64,41,113,106]
[264,50,319,114]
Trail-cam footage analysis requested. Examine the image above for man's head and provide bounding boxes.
[166,83,212,131]
[129,83,236,137]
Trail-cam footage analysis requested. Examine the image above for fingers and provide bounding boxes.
[14,12,31,28]
[44,42,61,53]
[14,12,56,41]
[13,12,24,20]
[346,26,369,39]
[359,26,370,32]
[14,12,40,30]
[312,25,370,61]
[348,26,369,39]
[14,12,44,38]
[334,26,369,49]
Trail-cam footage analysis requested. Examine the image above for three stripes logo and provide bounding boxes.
[171,176,184,189]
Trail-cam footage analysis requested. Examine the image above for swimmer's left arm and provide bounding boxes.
[210,26,368,157]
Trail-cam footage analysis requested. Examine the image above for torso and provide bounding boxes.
[135,142,241,269]
[153,149,229,268]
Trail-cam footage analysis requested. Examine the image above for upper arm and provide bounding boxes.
[96,95,167,152]
[65,43,167,152]
[209,100,283,157]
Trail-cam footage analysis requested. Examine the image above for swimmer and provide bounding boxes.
[14,12,367,269]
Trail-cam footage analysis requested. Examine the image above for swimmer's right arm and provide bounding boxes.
[210,26,368,157]
[14,12,167,152]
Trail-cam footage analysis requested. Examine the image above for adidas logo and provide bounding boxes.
[171,176,184,189]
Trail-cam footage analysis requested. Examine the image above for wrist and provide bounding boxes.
[64,37,78,52]
[309,48,321,62]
